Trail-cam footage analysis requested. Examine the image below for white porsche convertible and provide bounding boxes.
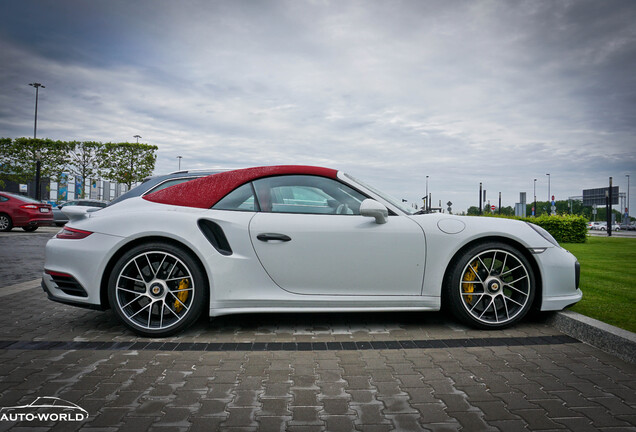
[43,166,581,337]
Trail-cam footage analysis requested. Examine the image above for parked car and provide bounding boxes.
[0,191,53,232]
[108,169,227,206]
[599,223,620,231]
[43,165,581,337]
[53,200,108,226]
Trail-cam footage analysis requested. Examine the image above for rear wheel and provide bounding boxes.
[0,214,12,232]
[107,242,207,337]
[22,226,38,232]
[446,242,535,329]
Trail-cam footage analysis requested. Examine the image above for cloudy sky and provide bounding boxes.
[1,0,634,212]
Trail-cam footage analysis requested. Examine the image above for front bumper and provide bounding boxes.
[538,247,583,311]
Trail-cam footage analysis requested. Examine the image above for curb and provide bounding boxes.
[550,310,636,364]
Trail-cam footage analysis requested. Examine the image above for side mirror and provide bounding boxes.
[360,199,388,224]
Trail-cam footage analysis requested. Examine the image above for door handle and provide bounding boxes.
[257,233,292,242]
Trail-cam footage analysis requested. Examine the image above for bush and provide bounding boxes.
[478,213,588,243]
[521,214,588,243]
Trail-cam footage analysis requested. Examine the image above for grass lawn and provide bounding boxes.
[560,236,636,333]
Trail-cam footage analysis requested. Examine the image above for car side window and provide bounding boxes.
[212,183,257,211]
[146,178,199,195]
[252,175,367,215]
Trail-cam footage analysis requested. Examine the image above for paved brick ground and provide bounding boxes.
[0,232,635,431]
[0,282,635,431]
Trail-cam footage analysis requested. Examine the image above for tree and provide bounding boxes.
[67,141,104,198]
[466,206,481,216]
[0,137,70,194]
[100,142,158,189]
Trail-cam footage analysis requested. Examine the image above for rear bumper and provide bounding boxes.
[41,279,105,310]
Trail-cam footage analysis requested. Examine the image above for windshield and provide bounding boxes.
[345,173,416,215]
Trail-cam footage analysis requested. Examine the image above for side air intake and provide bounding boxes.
[197,220,233,256]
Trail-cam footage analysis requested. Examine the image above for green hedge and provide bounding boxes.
[478,214,588,243]
[520,214,588,243]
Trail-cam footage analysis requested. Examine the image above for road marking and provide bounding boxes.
[0,335,580,352]
[0,279,40,298]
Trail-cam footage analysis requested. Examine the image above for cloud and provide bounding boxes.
[0,0,634,212]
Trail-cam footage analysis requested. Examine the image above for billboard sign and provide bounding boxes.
[582,187,618,206]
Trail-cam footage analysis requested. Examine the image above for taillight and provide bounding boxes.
[20,204,39,209]
[56,227,93,239]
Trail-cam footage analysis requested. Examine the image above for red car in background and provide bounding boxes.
[0,191,53,232]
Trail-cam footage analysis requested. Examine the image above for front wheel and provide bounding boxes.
[107,242,207,337]
[446,242,536,329]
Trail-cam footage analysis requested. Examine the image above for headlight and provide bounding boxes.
[526,222,559,247]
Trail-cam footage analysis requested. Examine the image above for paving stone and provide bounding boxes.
[288,406,323,426]
[511,408,566,429]
[258,398,292,416]
[290,389,319,407]
[351,402,391,425]
[322,414,357,431]
[572,406,633,428]
[257,415,290,432]
[221,407,258,427]
[198,399,228,416]
[320,397,354,415]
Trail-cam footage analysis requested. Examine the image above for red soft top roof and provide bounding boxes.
[143,165,338,209]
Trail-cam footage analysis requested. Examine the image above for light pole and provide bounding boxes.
[177,156,182,170]
[133,135,141,143]
[546,173,550,203]
[29,83,44,139]
[29,83,44,200]
[627,174,630,222]
[533,178,537,216]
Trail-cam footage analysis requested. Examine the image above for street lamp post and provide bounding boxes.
[29,83,44,200]
[29,83,44,139]
[133,135,142,143]
[425,176,429,211]
[546,173,550,203]
[177,156,182,171]
[627,174,630,223]
[533,178,537,216]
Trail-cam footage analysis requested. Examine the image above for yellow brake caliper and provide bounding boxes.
[462,260,479,304]
[174,279,190,313]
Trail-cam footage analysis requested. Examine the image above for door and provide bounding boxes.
[248,175,426,296]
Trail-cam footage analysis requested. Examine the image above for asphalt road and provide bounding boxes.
[0,226,634,431]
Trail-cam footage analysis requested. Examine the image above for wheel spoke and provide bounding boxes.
[117,286,144,295]
[504,283,529,297]
[501,295,510,320]
[503,295,524,307]
[120,275,145,283]
[499,264,523,278]
[122,294,144,309]
[478,297,494,319]
[489,251,497,273]
[128,301,151,319]
[133,258,147,282]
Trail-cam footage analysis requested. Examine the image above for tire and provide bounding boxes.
[107,242,207,337]
[0,214,12,232]
[55,222,66,227]
[445,242,536,329]
[22,226,38,232]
